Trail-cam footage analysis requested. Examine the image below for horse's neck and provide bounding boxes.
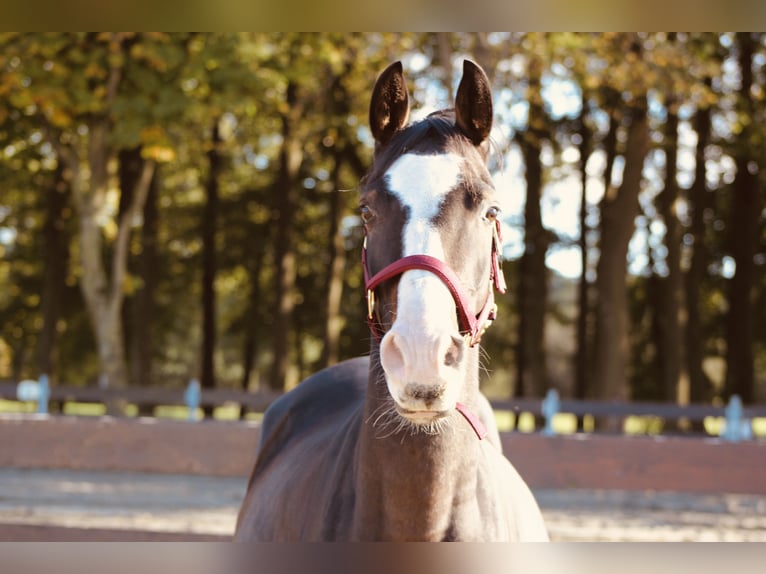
[352,350,485,541]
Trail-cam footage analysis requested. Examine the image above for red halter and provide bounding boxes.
[361,219,506,440]
[362,219,507,348]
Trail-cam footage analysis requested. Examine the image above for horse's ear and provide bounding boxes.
[455,60,493,145]
[370,61,410,147]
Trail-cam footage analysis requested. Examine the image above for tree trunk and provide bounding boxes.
[36,163,70,384]
[655,102,689,412]
[725,33,761,404]
[574,91,592,430]
[320,150,347,368]
[685,97,713,405]
[515,56,550,401]
[600,89,621,208]
[592,99,650,425]
[132,166,159,389]
[239,242,266,419]
[61,122,155,412]
[49,39,155,414]
[200,119,222,417]
[118,148,136,387]
[268,82,304,391]
[79,122,127,394]
[119,147,159,399]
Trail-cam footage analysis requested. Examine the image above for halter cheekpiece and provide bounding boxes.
[362,218,507,348]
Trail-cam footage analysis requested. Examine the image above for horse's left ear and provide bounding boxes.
[455,60,493,145]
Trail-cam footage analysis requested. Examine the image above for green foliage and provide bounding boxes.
[0,33,764,406]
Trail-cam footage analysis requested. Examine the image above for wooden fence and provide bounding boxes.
[2,380,766,435]
[1,413,765,495]
[0,381,280,413]
[2,380,766,541]
[2,379,766,493]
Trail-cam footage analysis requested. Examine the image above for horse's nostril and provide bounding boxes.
[380,332,406,382]
[443,336,464,367]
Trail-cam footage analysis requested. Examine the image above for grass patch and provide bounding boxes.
[624,415,665,435]
[62,402,108,417]
[493,410,515,432]
[705,416,766,438]
[0,399,36,414]
[493,411,582,434]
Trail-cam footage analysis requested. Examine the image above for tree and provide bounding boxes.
[49,35,157,397]
[574,88,593,416]
[684,41,718,406]
[654,90,688,406]
[36,163,71,382]
[0,33,192,403]
[592,36,651,411]
[199,117,222,410]
[119,146,160,392]
[725,33,763,403]
[515,46,552,398]
[2,33,764,415]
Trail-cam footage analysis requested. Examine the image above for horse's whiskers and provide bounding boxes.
[477,344,493,381]
[367,396,457,440]
[367,399,404,440]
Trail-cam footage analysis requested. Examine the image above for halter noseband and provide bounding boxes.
[362,219,507,348]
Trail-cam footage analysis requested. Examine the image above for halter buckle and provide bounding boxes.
[366,289,376,320]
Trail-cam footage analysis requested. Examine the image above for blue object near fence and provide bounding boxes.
[184,378,201,422]
[541,389,559,436]
[722,395,752,442]
[16,375,49,414]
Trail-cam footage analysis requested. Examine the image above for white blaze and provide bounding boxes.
[386,152,463,258]
[380,152,466,413]
[386,153,463,335]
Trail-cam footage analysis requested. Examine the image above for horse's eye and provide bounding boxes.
[485,206,500,222]
[360,205,375,224]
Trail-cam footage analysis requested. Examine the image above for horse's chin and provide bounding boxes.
[394,404,452,425]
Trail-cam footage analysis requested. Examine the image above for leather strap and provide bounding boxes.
[362,221,507,441]
[456,402,489,440]
[363,219,506,347]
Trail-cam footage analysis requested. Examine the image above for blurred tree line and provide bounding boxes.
[0,33,764,412]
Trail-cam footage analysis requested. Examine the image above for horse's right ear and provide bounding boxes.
[455,60,493,145]
[370,61,410,147]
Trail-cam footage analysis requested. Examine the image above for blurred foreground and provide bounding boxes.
[1,467,764,542]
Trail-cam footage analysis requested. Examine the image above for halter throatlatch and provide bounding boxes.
[362,219,507,348]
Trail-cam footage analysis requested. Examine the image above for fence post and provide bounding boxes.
[37,374,50,414]
[541,389,559,436]
[722,395,752,442]
[185,378,201,422]
[15,376,49,415]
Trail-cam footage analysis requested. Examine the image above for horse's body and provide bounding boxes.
[235,60,548,542]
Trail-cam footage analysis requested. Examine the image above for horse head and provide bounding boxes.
[361,60,506,428]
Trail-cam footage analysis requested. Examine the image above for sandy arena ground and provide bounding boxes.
[1,467,765,541]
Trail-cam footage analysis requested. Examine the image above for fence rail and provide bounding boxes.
[2,379,766,438]
[1,414,765,495]
[0,381,280,413]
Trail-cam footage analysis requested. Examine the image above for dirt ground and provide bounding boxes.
[1,467,765,541]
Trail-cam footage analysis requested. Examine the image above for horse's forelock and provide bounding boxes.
[365,110,481,186]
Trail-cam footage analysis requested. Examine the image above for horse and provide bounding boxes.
[235,59,549,542]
